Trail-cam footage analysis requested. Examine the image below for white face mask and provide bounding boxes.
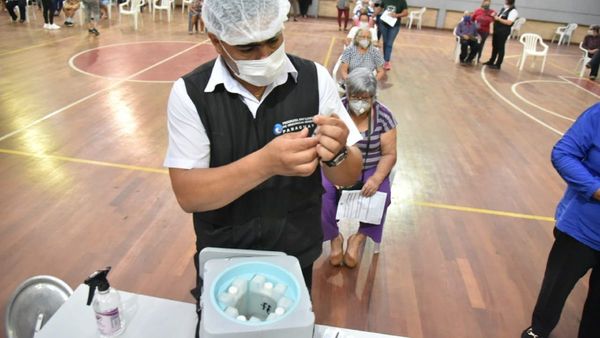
[349,99,371,115]
[358,39,370,49]
[220,41,287,87]
[359,22,369,29]
[588,30,595,36]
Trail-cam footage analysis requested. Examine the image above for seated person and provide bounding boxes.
[352,0,373,21]
[340,28,385,81]
[62,0,80,26]
[583,25,600,80]
[346,8,378,47]
[456,11,479,65]
[322,67,397,268]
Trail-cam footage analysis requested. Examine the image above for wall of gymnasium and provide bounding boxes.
[315,0,600,44]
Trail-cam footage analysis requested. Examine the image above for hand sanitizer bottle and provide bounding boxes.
[84,267,125,337]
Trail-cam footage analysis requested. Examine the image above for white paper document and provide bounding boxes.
[336,191,388,224]
[380,10,398,27]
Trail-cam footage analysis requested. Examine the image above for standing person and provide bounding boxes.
[188,0,203,34]
[583,25,600,80]
[456,11,480,65]
[337,0,351,32]
[53,0,62,16]
[41,0,60,29]
[81,0,100,35]
[62,0,80,26]
[521,103,600,338]
[321,68,396,268]
[472,0,496,63]
[483,0,518,70]
[298,0,310,18]
[288,0,299,21]
[375,0,408,70]
[6,0,26,23]
[165,0,363,330]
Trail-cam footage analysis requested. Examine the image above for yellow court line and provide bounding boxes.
[0,35,76,57]
[322,36,336,69]
[0,148,168,174]
[409,201,555,222]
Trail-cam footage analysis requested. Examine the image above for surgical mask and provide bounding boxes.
[359,21,369,29]
[358,39,370,49]
[349,99,371,115]
[482,4,490,10]
[220,41,287,87]
[588,30,595,36]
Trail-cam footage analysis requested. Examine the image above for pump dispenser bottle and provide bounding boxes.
[84,267,124,337]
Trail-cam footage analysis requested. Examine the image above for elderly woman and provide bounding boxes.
[340,28,385,81]
[321,68,397,268]
[521,103,600,338]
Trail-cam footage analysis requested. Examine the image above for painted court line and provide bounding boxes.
[0,35,76,57]
[480,66,564,136]
[510,80,575,122]
[0,147,556,223]
[559,76,600,99]
[0,148,168,174]
[0,40,208,143]
[322,36,336,68]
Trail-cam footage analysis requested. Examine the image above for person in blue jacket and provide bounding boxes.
[522,103,600,338]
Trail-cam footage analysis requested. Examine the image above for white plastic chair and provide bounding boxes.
[551,23,578,45]
[576,41,592,78]
[181,0,192,14]
[119,0,144,30]
[406,7,426,30]
[152,0,173,22]
[517,33,549,73]
[453,26,461,63]
[510,17,526,39]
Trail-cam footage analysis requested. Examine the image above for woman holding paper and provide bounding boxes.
[375,0,408,70]
[321,67,397,268]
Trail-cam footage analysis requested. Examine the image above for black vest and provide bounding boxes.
[494,6,516,34]
[181,55,323,268]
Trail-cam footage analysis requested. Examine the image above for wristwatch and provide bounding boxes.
[323,146,348,167]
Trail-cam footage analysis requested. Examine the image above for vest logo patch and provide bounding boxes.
[274,117,316,135]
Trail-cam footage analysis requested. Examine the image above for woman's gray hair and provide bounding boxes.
[345,67,377,98]
[353,28,372,46]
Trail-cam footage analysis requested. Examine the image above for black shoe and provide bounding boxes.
[483,61,494,66]
[521,327,544,338]
[19,19,25,23]
[585,62,591,69]
[91,28,100,36]
[590,76,597,81]
[488,64,501,70]
[64,21,73,26]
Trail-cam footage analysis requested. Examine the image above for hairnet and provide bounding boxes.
[202,0,291,46]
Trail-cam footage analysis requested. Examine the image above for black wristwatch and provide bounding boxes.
[323,146,348,167]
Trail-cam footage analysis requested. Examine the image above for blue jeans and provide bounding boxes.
[379,21,400,62]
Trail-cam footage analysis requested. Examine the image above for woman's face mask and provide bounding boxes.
[349,98,371,116]
[358,38,370,49]
[482,4,490,10]
[220,41,287,87]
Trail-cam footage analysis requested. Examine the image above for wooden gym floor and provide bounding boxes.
[1,8,599,338]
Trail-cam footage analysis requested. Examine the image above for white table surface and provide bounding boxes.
[37,284,406,338]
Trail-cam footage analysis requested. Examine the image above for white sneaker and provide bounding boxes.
[43,23,50,29]
[50,23,61,29]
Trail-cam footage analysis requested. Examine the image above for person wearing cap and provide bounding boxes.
[164,0,363,318]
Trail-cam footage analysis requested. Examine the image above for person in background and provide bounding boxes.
[53,0,62,16]
[340,28,385,81]
[62,0,80,26]
[188,0,203,34]
[337,0,351,32]
[456,11,480,65]
[81,0,100,35]
[298,0,310,18]
[346,8,378,47]
[288,0,299,21]
[583,25,600,81]
[6,0,26,22]
[521,103,600,338]
[352,0,372,20]
[375,0,408,70]
[41,0,59,29]
[472,0,496,63]
[483,0,518,70]
[321,67,396,268]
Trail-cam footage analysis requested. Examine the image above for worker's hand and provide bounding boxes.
[313,114,350,162]
[262,128,319,177]
[594,188,600,201]
[361,176,381,197]
[462,34,470,40]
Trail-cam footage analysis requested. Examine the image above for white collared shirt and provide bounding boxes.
[164,56,362,169]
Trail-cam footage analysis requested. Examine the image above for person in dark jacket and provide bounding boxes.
[483,0,518,70]
[583,25,600,80]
